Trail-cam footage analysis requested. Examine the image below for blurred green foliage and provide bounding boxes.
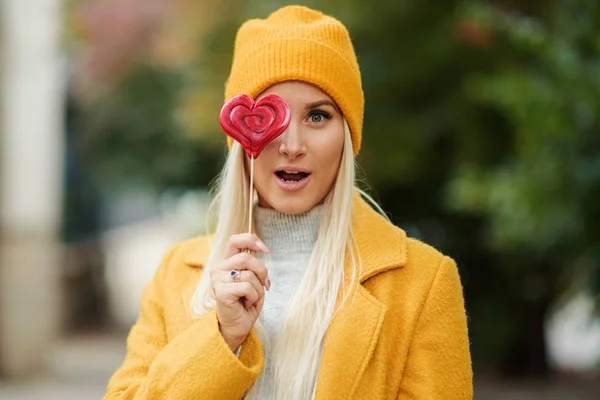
[77,66,223,189]
[72,0,600,376]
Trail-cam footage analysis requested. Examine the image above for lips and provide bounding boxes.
[274,168,312,191]
[275,170,310,182]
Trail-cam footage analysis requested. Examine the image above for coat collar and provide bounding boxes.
[347,190,407,280]
[184,190,407,280]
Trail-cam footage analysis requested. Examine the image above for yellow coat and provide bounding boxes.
[103,194,473,399]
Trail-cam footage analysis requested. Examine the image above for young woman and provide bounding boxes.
[103,5,472,400]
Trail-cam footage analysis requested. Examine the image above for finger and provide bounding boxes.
[254,297,264,311]
[215,282,259,306]
[224,233,269,259]
[220,252,269,289]
[218,270,266,306]
[234,270,264,307]
[247,297,264,319]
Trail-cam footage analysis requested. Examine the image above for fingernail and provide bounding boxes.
[266,277,271,291]
[257,240,269,253]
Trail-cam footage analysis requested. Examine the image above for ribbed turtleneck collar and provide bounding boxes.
[254,204,324,256]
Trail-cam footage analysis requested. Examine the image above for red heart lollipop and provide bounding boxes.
[220,94,291,158]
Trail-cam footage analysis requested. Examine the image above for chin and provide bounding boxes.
[262,193,318,215]
[273,199,313,215]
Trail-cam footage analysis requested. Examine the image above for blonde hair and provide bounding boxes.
[190,120,361,399]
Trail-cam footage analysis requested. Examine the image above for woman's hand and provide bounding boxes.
[210,233,271,352]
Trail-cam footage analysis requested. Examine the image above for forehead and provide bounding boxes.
[257,81,333,105]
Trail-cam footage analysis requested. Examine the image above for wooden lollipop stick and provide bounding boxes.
[219,93,290,238]
[248,155,254,234]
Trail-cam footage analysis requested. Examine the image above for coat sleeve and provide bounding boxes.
[102,244,264,400]
[398,256,473,400]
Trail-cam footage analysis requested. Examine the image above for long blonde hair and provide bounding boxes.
[191,120,360,399]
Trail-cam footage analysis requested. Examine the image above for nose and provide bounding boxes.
[278,122,306,159]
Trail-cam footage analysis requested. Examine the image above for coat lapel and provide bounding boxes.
[315,192,407,399]
[183,190,408,399]
[315,283,387,399]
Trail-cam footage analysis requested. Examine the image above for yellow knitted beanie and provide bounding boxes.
[224,5,364,156]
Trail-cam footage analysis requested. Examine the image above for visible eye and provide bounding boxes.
[311,113,323,123]
[308,110,332,124]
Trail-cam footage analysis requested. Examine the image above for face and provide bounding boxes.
[248,81,345,215]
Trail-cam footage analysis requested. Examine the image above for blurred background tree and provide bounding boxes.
[447,0,600,376]
[68,0,600,378]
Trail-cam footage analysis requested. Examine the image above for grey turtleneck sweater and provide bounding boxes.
[249,203,323,395]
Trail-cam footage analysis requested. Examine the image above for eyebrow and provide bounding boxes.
[306,99,340,113]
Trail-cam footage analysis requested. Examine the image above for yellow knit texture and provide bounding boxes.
[224,5,364,156]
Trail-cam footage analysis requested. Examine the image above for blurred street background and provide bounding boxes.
[1,0,600,399]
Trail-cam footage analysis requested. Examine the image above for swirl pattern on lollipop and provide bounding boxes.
[219,94,291,158]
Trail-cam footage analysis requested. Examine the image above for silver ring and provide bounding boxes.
[230,269,241,283]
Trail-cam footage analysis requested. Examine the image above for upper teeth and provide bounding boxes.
[284,170,299,174]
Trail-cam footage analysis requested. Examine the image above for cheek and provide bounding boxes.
[317,129,345,183]
[246,144,277,180]
[252,158,273,188]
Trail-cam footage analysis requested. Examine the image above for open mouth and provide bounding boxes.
[275,170,311,183]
